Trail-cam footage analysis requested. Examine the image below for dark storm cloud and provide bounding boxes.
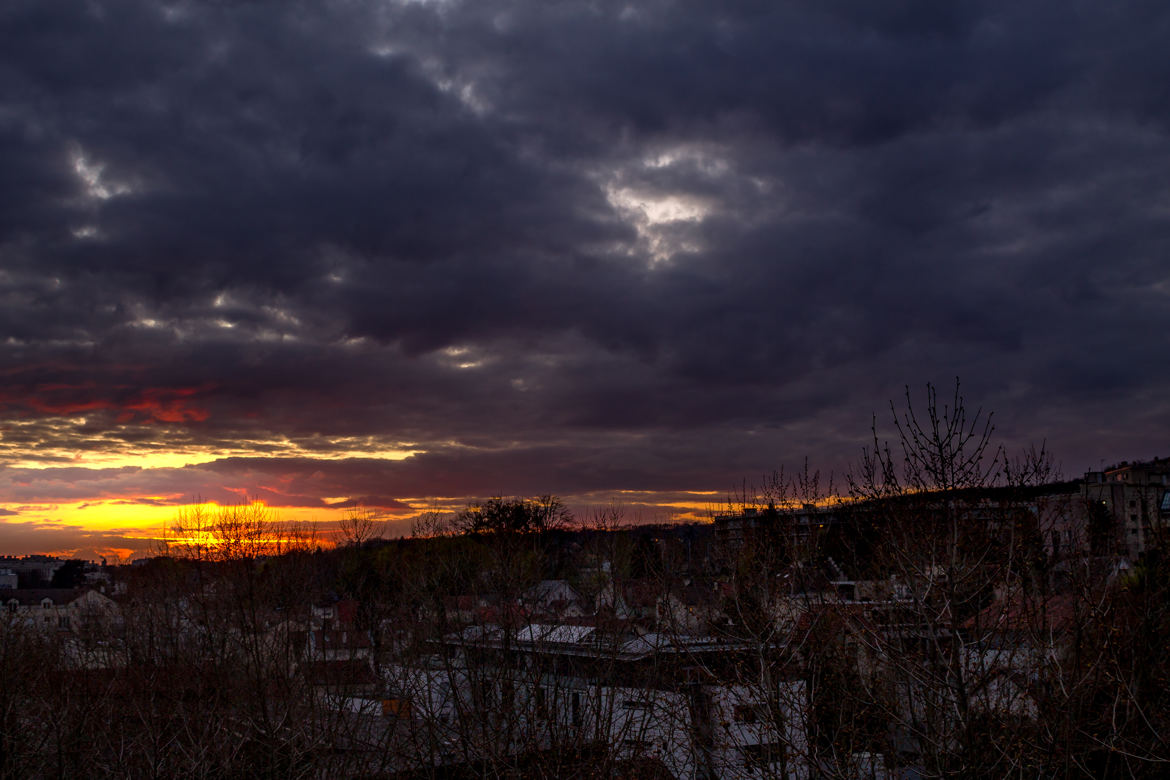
[0,439,764,509]
[2,0,1169,519]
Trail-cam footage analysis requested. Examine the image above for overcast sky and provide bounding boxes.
[2,0,1169,557]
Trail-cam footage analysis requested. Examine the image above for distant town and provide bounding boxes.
[1,453,1166,778]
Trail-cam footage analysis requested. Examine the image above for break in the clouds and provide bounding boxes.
[2,0,1170,554]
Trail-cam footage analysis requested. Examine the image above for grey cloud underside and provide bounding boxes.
[2,0,1170,500]
[0,446,750,509]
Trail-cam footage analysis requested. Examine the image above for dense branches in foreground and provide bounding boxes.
[3,384,1168,778]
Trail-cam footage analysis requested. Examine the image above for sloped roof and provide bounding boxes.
[963,590,1079,635]
[515,623,596,644]
[2,588,98,606]
[524,579,580,602]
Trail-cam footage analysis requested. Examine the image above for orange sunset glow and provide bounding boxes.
[4,4,1169,777]
[3,0,1167,564]
[0,494,721,560]
[1,431,726,559]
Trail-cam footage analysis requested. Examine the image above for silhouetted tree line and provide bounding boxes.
[1,382,1167,777]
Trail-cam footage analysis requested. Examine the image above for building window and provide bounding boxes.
[381,698,411,718]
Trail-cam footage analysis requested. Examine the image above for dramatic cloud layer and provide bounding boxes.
[2,0,1169,556]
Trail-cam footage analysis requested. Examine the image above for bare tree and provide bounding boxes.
[843,379,1065,776]
[336,505,383,547]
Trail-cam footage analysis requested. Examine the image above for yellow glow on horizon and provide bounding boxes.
[0,499,362,559]
[6,442,422,471]
[0,488,747,560]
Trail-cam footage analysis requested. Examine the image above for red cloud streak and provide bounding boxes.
[1,384,212,424]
